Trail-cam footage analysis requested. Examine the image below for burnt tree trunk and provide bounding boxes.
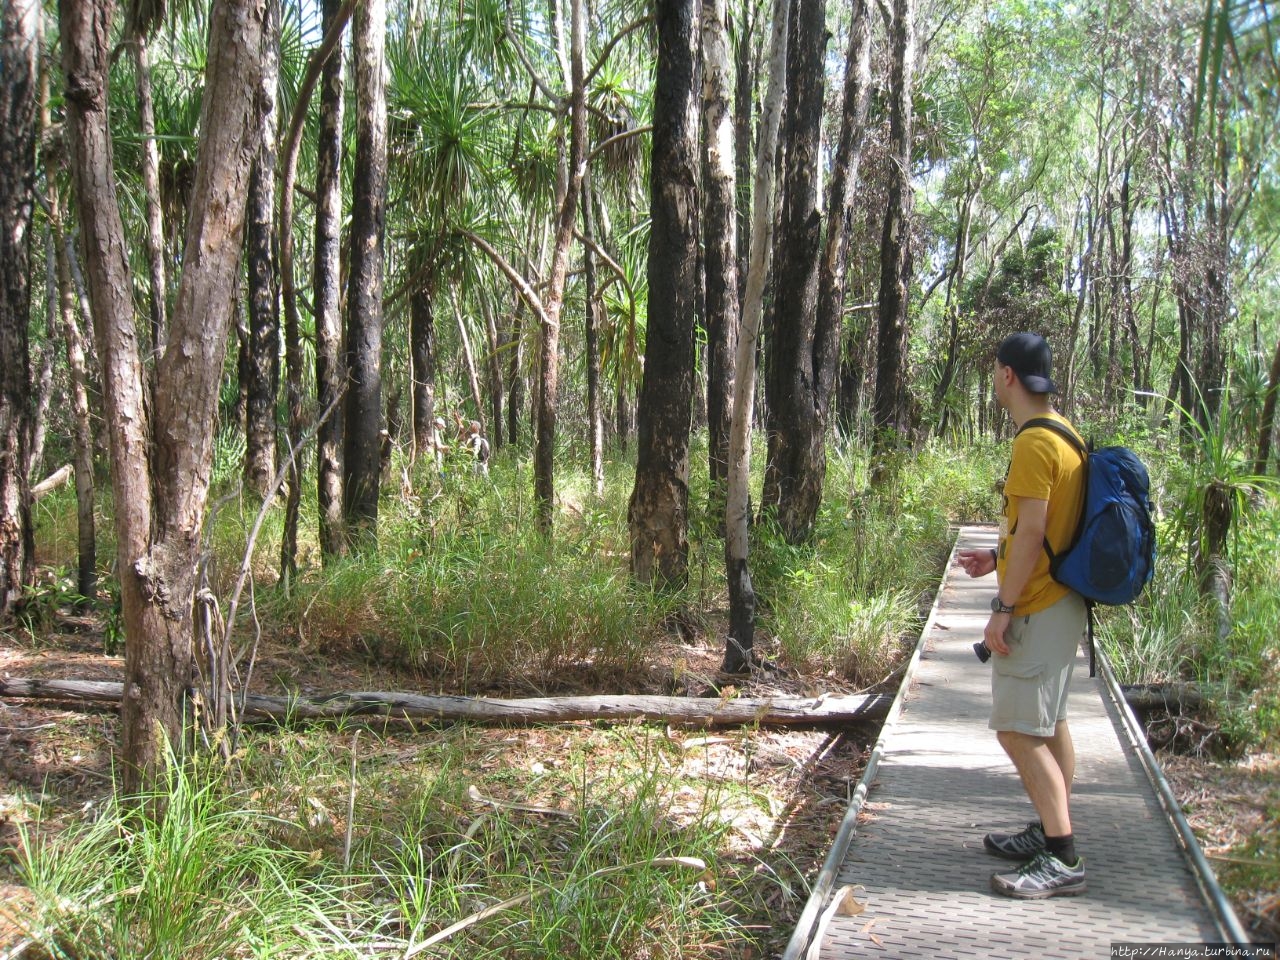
[871,0,916,474]
[723,0,788,673]
[702,0,738,507]
[629,0,701,587]
[814,0,871,428]
[582,177,604,496]
[343,0,388,547]
[314,0,347,559]
[0,0,38,617]
[1255,333,1280,476]
[409,273,439,460]
[761,0,825,544]
[242,0,281,499]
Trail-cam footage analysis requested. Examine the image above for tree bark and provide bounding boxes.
[629,0,702,587]
[314,0,348,560]
[131,36,168,360]
[1254,333,1280,475]
[52,224,98,603]
[761,0,826,544]
[723,0,788,673]
[242,0,281,500]
[61,0,268,794]
[279,0,354,580]
[702,0,738,507]
[814,0,871,425]
[533,0,588,535]
[409,273,439,460]
[0,0,38,618]
[0,677,892,727]
[871,0,917,474]
[582,177,605,496]
[343,0,388,548]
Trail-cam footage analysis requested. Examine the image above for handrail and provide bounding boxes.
[1094,640,1254,944]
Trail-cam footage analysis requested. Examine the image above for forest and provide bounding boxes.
[0,0,1277,954]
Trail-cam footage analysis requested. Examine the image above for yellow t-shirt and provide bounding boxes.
[997,412,1086,615]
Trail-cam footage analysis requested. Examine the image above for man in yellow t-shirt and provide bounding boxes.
[956,332,1088,899]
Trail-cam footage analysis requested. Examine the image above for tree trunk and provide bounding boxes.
[723,0,788,673]
[533,0,588,534]
[761,0,826,544]
[0,0,37,618]
[409,273,439,460]
[44,11,97,601]
[54,230,98,602]
[582,177,605,496]
[815,0,871,424]
[132,36,168,359]
[0,676,892,727]
[702,0,738,507]
[1254,333,1280,475]
[242,0,281,500]
[479,292,504,453]
[343,0,388,548]
[61,0,267,794]
[629,0,701,587]
[314,0,347,560]
[871,0,916,475]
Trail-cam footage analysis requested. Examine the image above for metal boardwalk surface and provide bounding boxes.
[816,526,1223,960]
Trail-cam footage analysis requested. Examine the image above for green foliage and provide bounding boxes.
[759,440,1001,684]
[1100,410,1280,750]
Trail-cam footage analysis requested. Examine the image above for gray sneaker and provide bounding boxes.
[983,821,1046,861]
[991,851,1086,899]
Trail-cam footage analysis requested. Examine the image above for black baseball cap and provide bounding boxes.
[996,332,1058,394]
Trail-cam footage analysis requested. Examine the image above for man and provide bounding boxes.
[957,331,1088,899]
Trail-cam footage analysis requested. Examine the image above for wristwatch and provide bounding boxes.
[990,596,1015,614]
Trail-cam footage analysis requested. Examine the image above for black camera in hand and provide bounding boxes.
[973,641,992,663]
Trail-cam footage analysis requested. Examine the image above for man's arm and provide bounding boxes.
[984,495,1047,655]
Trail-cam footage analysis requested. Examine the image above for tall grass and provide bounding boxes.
[8,727,782,960]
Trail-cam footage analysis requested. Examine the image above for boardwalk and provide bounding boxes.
[801,525,1242,960]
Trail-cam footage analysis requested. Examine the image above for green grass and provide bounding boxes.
[8,726,784,960]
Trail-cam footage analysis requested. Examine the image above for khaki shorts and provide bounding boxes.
[988,592,1087,738]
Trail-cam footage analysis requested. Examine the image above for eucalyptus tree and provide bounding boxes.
[629,0,701,586]
[533,0,588,535]
[0,0,38,618]
[243,0,282,499]
[814,0,872,434]
[343,0,389,547]
[871,0,918,472]
[760,0,826,544]
[315,0,347,558]
[724,0,789,673]
[59,0,269,793]
[702,0,739,503]
[39,19,97,606]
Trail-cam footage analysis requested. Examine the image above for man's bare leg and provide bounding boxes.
[997,729,1071,836]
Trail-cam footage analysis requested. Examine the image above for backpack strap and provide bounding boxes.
[1015,417,1088,563]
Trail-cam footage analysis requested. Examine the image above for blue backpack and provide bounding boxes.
[1019,418,1157,672]
[1020,418,1156,604]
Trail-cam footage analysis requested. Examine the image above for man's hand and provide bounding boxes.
[984,612,1012,656]
[956,548,996,579]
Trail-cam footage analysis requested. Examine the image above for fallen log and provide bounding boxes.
[0,677,893,728]
[1118,683,1204,713]
[30,464,73,501]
